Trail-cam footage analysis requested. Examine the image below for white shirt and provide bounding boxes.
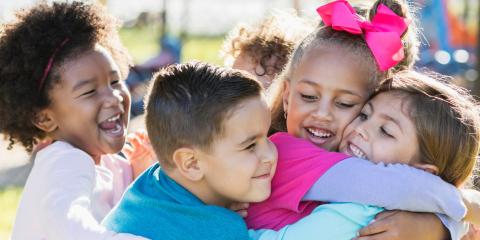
[11,141,147,240]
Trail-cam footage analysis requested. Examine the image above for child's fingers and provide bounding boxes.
[128,135,143,148]
[229,202,249,211]
[236,209,248,218]
[122,144,134,154]
[373,210,397,221]
[136,129,148,139]
[356,219,388,237]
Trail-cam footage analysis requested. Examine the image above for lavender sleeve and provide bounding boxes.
[303,157,466,221]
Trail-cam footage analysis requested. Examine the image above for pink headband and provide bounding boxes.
[316,0,410,71]
[38,38,70,90]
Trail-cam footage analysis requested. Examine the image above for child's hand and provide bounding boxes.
[228,202,249,218]
[354,211,447,240]
[462,224,480,240]
[463,189,480,225]
[123,130,157,179]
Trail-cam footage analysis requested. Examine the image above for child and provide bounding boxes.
[221,10,314,89]
[249,70,480,239]
[0,2,144,239]
[252,0,467,238]
[102,62,278,240]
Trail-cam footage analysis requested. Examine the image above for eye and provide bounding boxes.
[244,142,257,151]
[80,89,95,96]
[336,102,355,108]
[359,112,368,121]
[300,94,317,102]
[111,80,120,86]
[380,127,394,138]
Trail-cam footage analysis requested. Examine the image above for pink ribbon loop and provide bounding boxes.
[316,0,410,71]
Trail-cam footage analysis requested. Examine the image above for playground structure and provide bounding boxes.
[416,0,478,82]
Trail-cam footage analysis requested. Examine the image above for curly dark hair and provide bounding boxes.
[221,11,314,78]
[0,1,131,152]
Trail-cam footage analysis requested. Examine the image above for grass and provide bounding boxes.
[119,25,225,65]
[0,27,225,238]
[0,187,22,239]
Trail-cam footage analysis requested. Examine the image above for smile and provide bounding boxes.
[305,127,335,146]
[348,142,366,159]
[99,113,125,137]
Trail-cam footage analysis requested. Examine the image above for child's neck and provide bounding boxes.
[167,170,232,208]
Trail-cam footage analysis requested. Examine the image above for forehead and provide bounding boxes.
[370,91,412,119]
[292,49,371,96]
[218,96,270,141]
[57,46,119,86]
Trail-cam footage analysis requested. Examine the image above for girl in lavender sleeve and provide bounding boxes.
[246,0,480,239]
[248,70,480,240]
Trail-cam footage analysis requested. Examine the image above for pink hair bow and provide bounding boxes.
[316,0,410,71]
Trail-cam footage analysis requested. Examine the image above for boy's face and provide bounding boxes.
[339,92,419,164]
[284,50,371,151]
[232,52,276,89]
[46,45,131,162]
[196,95,277,204]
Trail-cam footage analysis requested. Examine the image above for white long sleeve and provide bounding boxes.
[11,141,146,240]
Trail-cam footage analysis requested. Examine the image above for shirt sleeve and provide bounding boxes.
[38,148,147,240]
[249,214,468,240]
[303,157,466,221]
[436,214,469,240]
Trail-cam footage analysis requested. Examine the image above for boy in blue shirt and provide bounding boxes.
[102,62,277,240]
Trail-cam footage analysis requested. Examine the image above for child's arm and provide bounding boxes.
[122,130,157,179]
[355,211,468,240]
[40,148,148,240]
[303,157,466,221]
[249,203,383,240]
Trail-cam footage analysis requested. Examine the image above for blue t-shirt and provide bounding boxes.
[102,164,249,240]
[249,202,383,240]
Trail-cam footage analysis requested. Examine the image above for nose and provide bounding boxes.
[260,139,278,164]
[354,123,368,141]
[312,100,333,122]
[103,88,123,108]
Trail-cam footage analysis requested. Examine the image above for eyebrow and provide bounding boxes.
[298,79,363,98]
[369,102,403,133]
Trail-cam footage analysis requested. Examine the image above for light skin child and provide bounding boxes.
[166,94,278,207]
[340,90,480,229]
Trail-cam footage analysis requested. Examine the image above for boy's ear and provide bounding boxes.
[282,80,290,114]
[413,163,439,175]
[32,109,58,133]
[172,147,203,181]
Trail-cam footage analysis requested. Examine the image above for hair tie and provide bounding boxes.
[38,38,70,91]
[316,0,410,71]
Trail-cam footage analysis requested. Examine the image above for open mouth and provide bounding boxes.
[99,113,125,137]
[347,142,366,159]
[305,127,335,145]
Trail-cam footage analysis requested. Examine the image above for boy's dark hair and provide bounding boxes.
[0,1,131,152]
[145,62,263,169]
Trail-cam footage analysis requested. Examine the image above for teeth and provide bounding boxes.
[349,144,366,159]
[307,128,332,138]
[111,123,122,134]
[106,114,120,122]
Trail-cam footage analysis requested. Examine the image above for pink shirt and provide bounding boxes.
[246,132,349,230]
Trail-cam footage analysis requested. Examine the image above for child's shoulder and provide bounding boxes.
[34,140,95,172]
